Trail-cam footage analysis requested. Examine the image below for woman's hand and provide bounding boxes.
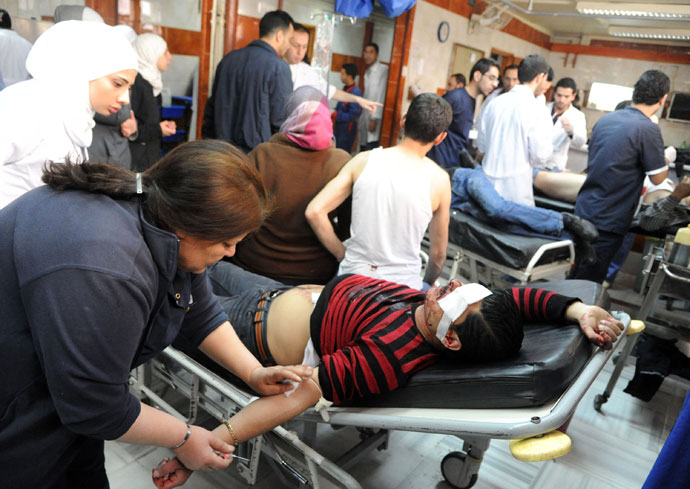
[247,365,314,396]
[120,110,138,138]
[568,303,624,349]
[171,425,233,471]
[152,457,193,489]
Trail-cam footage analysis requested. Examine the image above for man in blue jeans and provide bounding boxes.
[451,166,598,261]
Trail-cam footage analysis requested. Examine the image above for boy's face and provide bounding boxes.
[340,68,348,84]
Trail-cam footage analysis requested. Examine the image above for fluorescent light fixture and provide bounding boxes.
[576,2,690,19]
[609,26,690,40]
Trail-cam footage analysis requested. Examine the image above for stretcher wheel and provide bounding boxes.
[441,452,478,489]
[509,430,571,462]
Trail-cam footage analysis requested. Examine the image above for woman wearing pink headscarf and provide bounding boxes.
[231,86,352,285]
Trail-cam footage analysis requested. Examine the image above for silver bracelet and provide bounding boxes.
[173,423,191,449]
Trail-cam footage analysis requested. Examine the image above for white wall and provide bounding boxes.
[402,0,550,118]
[547,51,690,147]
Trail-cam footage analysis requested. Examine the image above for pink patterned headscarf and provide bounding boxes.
[280,86,334,151]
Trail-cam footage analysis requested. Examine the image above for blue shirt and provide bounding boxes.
[0,187,227,486]
[575,106,666,235]
[426,87,476,169]
[202,40,293,151]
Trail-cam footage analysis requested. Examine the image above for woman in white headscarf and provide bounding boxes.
[0,20,138,209]
[130,32,177,171]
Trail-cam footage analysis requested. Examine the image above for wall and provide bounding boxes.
[401,0,550,118]
[547,51,690,147]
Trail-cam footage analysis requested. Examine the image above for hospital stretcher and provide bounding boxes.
[129,281,631,489]
[426,210,575,287]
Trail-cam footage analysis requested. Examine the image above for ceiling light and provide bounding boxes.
[576,2,690,19]
[608,26,690,40]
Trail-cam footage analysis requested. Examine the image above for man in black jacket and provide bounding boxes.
[202,10,294,152]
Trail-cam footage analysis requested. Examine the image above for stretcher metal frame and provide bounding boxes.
[423,236,575,287]
[129,313,631,489]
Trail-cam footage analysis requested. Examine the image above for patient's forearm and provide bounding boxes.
[213,379,322,444]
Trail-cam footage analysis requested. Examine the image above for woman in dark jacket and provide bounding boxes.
[129,33,177,171]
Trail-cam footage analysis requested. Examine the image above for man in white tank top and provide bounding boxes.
[306,93,453,290]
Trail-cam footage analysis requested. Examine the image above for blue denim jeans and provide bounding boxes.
[451,167,565,238]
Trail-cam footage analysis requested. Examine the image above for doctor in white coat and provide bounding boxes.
[544,77,587,171]
[358,42,388,151]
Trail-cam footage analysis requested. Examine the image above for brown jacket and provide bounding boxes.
[232,133,351,284]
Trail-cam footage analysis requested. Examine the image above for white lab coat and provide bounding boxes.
[544,102,587,171]
[358,61,388,144]
[290,62,336,99]
[477,84,552,206]
[0,29,32,87]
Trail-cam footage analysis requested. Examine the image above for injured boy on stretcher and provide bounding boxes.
[153,262,623,487]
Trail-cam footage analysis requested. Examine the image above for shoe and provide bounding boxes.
[562,213,599,242]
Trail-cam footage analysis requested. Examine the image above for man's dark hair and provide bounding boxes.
[546,66,554,82]
[555,77,577,93]
[0,9,11,29]
[365,42,379,54]
[293,22,309,35]
[632,70,671,106]
[342,63,358,80]
[404,93,452,144]
[469,58,499,82]
[503,64,518,75]
[518,54,550,83]
[614,99,632,111]
[259,10,294,38]
[451,73,466,86]
[444,290,524,362]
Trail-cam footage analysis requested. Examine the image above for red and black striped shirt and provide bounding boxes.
[310,275,578,405]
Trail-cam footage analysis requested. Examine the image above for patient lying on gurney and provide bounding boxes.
[452,166,598,262]
[153,262,622,487]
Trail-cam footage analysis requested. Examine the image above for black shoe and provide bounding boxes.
[562,213,599,242]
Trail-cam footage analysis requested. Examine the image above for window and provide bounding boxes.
[586,82,633,112]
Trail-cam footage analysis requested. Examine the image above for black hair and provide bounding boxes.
[0,9,11,29]
[503,64,519,75]
[632,70,671,106]
[42,140,271,242]
[259,10,294,38]
[365,42,379,54]
[555,77,577,93]
[614,99,632,111]
[546,66,554,82]
[404,93,452,144]
[469,58,499,82]
[444,290,524,362]
[517,54,550,83]
[293,23,309,34]
[342,63,358,80]
[451,73,466,86]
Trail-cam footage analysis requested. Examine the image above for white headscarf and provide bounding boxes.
[133,33,168,97]
[24,20,138,147]
[113,24,138,44]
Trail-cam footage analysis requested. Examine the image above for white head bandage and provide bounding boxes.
[435,284,492,341]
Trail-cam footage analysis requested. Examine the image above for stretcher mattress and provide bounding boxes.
[343,280,607,409]
[180,281,606,411]
[448,210,571,270]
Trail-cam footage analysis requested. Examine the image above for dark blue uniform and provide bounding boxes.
[0,187,227,488]
[202,40,293,152]
[334,84,362,153]
[426,87,475,169]
[571,106,666,282]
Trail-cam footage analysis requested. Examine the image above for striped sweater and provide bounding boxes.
[310,275,578,405]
